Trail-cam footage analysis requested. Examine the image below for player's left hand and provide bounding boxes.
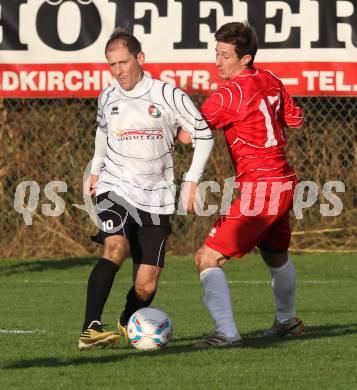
[181,181,199,213]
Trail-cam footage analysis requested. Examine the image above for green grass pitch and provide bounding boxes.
[1,253,356,389]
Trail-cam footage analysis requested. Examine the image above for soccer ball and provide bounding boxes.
[127,307,173,350]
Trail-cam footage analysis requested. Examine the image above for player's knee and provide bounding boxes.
[194,246,219,272]
[261,250,288,268]
[135,281,156,301]
[103,236,129,264]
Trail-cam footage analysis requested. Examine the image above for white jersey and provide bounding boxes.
[94,74,212,214]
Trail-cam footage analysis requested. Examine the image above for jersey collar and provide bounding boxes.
[117,73,154,98]
[233,67,258,79]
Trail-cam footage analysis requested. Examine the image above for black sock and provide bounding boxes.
[120,286,156,326]
[82,258,119,331]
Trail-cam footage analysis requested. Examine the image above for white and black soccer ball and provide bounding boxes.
[127,307,173,350]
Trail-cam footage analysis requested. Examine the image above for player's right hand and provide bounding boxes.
[84,174,99,196]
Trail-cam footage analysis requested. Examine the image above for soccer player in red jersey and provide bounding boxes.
[194,22,305,348]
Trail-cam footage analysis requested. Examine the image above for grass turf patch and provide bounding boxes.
[0,253,356,389]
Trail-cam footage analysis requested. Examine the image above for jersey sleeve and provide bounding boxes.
[96,90,108,134]
[91,127,107,175]
[162,83,213,145]
[201,85,243,129]
[266,70,304,129]
[281,85,304,128]
[184,136,213,182]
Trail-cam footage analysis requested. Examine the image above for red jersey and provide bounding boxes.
[201,67,303,181]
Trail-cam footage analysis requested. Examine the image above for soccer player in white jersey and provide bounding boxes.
[78,30,213,350]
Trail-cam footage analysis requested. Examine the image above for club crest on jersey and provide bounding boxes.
[148,104,161,118]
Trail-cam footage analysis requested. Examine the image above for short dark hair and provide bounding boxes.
[215,22,257,67]
[105,28,142,56]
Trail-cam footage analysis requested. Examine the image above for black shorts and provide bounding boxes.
[91,191,172,268]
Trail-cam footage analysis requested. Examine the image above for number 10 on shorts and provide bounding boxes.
[102,220,114,232]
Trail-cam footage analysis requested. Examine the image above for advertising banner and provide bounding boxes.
[0,0,356,97]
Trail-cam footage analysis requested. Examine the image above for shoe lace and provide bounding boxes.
[88,321,108,332]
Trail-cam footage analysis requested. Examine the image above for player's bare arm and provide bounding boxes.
[177,127,192,144]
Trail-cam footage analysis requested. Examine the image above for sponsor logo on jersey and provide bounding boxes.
[148,104,161,118]
[115,128,163,140]
[111,106,119,115]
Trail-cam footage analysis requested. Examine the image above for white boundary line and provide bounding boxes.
[0,279,343,285]
[0,329,47,334]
